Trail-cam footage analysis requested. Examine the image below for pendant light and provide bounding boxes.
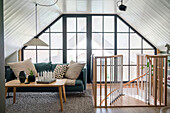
[24,3,48,46]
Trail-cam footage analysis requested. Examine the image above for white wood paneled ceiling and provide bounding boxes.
[4,0,170,58]
[4,0,61,58]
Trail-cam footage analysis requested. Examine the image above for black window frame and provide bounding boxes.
[22,14,157,83]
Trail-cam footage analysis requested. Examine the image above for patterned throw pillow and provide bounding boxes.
[54,65,68,79]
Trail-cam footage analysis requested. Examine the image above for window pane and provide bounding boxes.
[37,50,49,63]
[77,50,86,63]
[67,50,76,63]
[67,18,76,32]
[117,18,129,32]
[130,28,135,33]
[123,66,128,81]
[77,33,86,49]
[92,16,102,32]
[24,50,36,63]
[92,33,102,49]
[51,33,62,49]
[104,50,114,56]
[130,34,141,48]
[37,33,49,49]
[67,33,76,49]
[130,50,141,65]
[77,18,86,32]
[92,50,102,56]
[25,46,36,49]
[130,66,137,80]
[104,33,114,49]
[117,50,128,65]
[51,50,63,64]
[104,16,114,32]
[51,17,62,32]
[143,50,155,55]
[117,33,128,49]
[143,40,153,49]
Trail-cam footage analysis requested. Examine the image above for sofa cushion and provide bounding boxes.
[75,79,84,86]
[8,58,38,78]
[51,63,69,72]
[34,62,52,73]
[65,61,85,80]
[51,64,57,72]
[54,64,68,79]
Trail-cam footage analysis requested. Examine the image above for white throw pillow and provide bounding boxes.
[65,60,85,80]
[8,58,38,78]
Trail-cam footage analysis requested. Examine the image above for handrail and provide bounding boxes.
[100,71,149,105]
[94,55,123,59]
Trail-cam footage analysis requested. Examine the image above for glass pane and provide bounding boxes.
[77,50,86,63]
[24,50,36,63]
[44,29,49,32]
[67,50,76,63]
[67,33,76,49]
[104,50,114,56]
[51,50,63,64]
[92,16,102,32]
[143,50,155,55]
[130,34,141,48]
[117,33,128,49]
[123,66,128,81]
[37,50,49,63]
[130,28,135,33]
[50,17,62,32]
[77,18,86,32]
[130,66,137,80]
[117,50,128,65]
[77,33,86,49]
[92,33,102,49]
[25,46,36,49]
[67,18,76,32]
[104,33,114,49]
[143,40,153,49]
[92,50,102,56]
[130,50,141,65]
[51,33,63,49]
[37,33,49,49]
[104,16,114,32]
[117,18,129,32]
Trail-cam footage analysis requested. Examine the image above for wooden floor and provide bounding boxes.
[87,84,170,113]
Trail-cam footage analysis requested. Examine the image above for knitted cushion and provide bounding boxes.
[54,64,68,79]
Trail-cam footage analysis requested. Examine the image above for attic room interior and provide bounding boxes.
[0,0,170,113]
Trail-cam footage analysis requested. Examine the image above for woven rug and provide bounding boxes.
[6,89,95,113]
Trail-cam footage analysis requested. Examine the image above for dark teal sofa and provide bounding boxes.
[5,62,87,92]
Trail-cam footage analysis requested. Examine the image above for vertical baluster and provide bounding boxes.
[141,76,143,100]
[137,78,139,99]
[131,83,132,97]
[127,84,128,96]
[100,58,102,106]
[110,58,111,105]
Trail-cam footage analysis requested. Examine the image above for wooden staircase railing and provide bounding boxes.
[92,54,168,107]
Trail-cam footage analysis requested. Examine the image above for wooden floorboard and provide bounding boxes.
[87,84,170,113]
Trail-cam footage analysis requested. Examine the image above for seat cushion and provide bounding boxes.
[75,79,83,86]
[34,62,52,73]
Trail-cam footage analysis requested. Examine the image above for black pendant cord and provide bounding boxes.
[35,3,38,38]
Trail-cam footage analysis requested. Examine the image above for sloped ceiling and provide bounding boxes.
[118,0,170,51]
[4,0,170,58]
[4,0,61,58]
